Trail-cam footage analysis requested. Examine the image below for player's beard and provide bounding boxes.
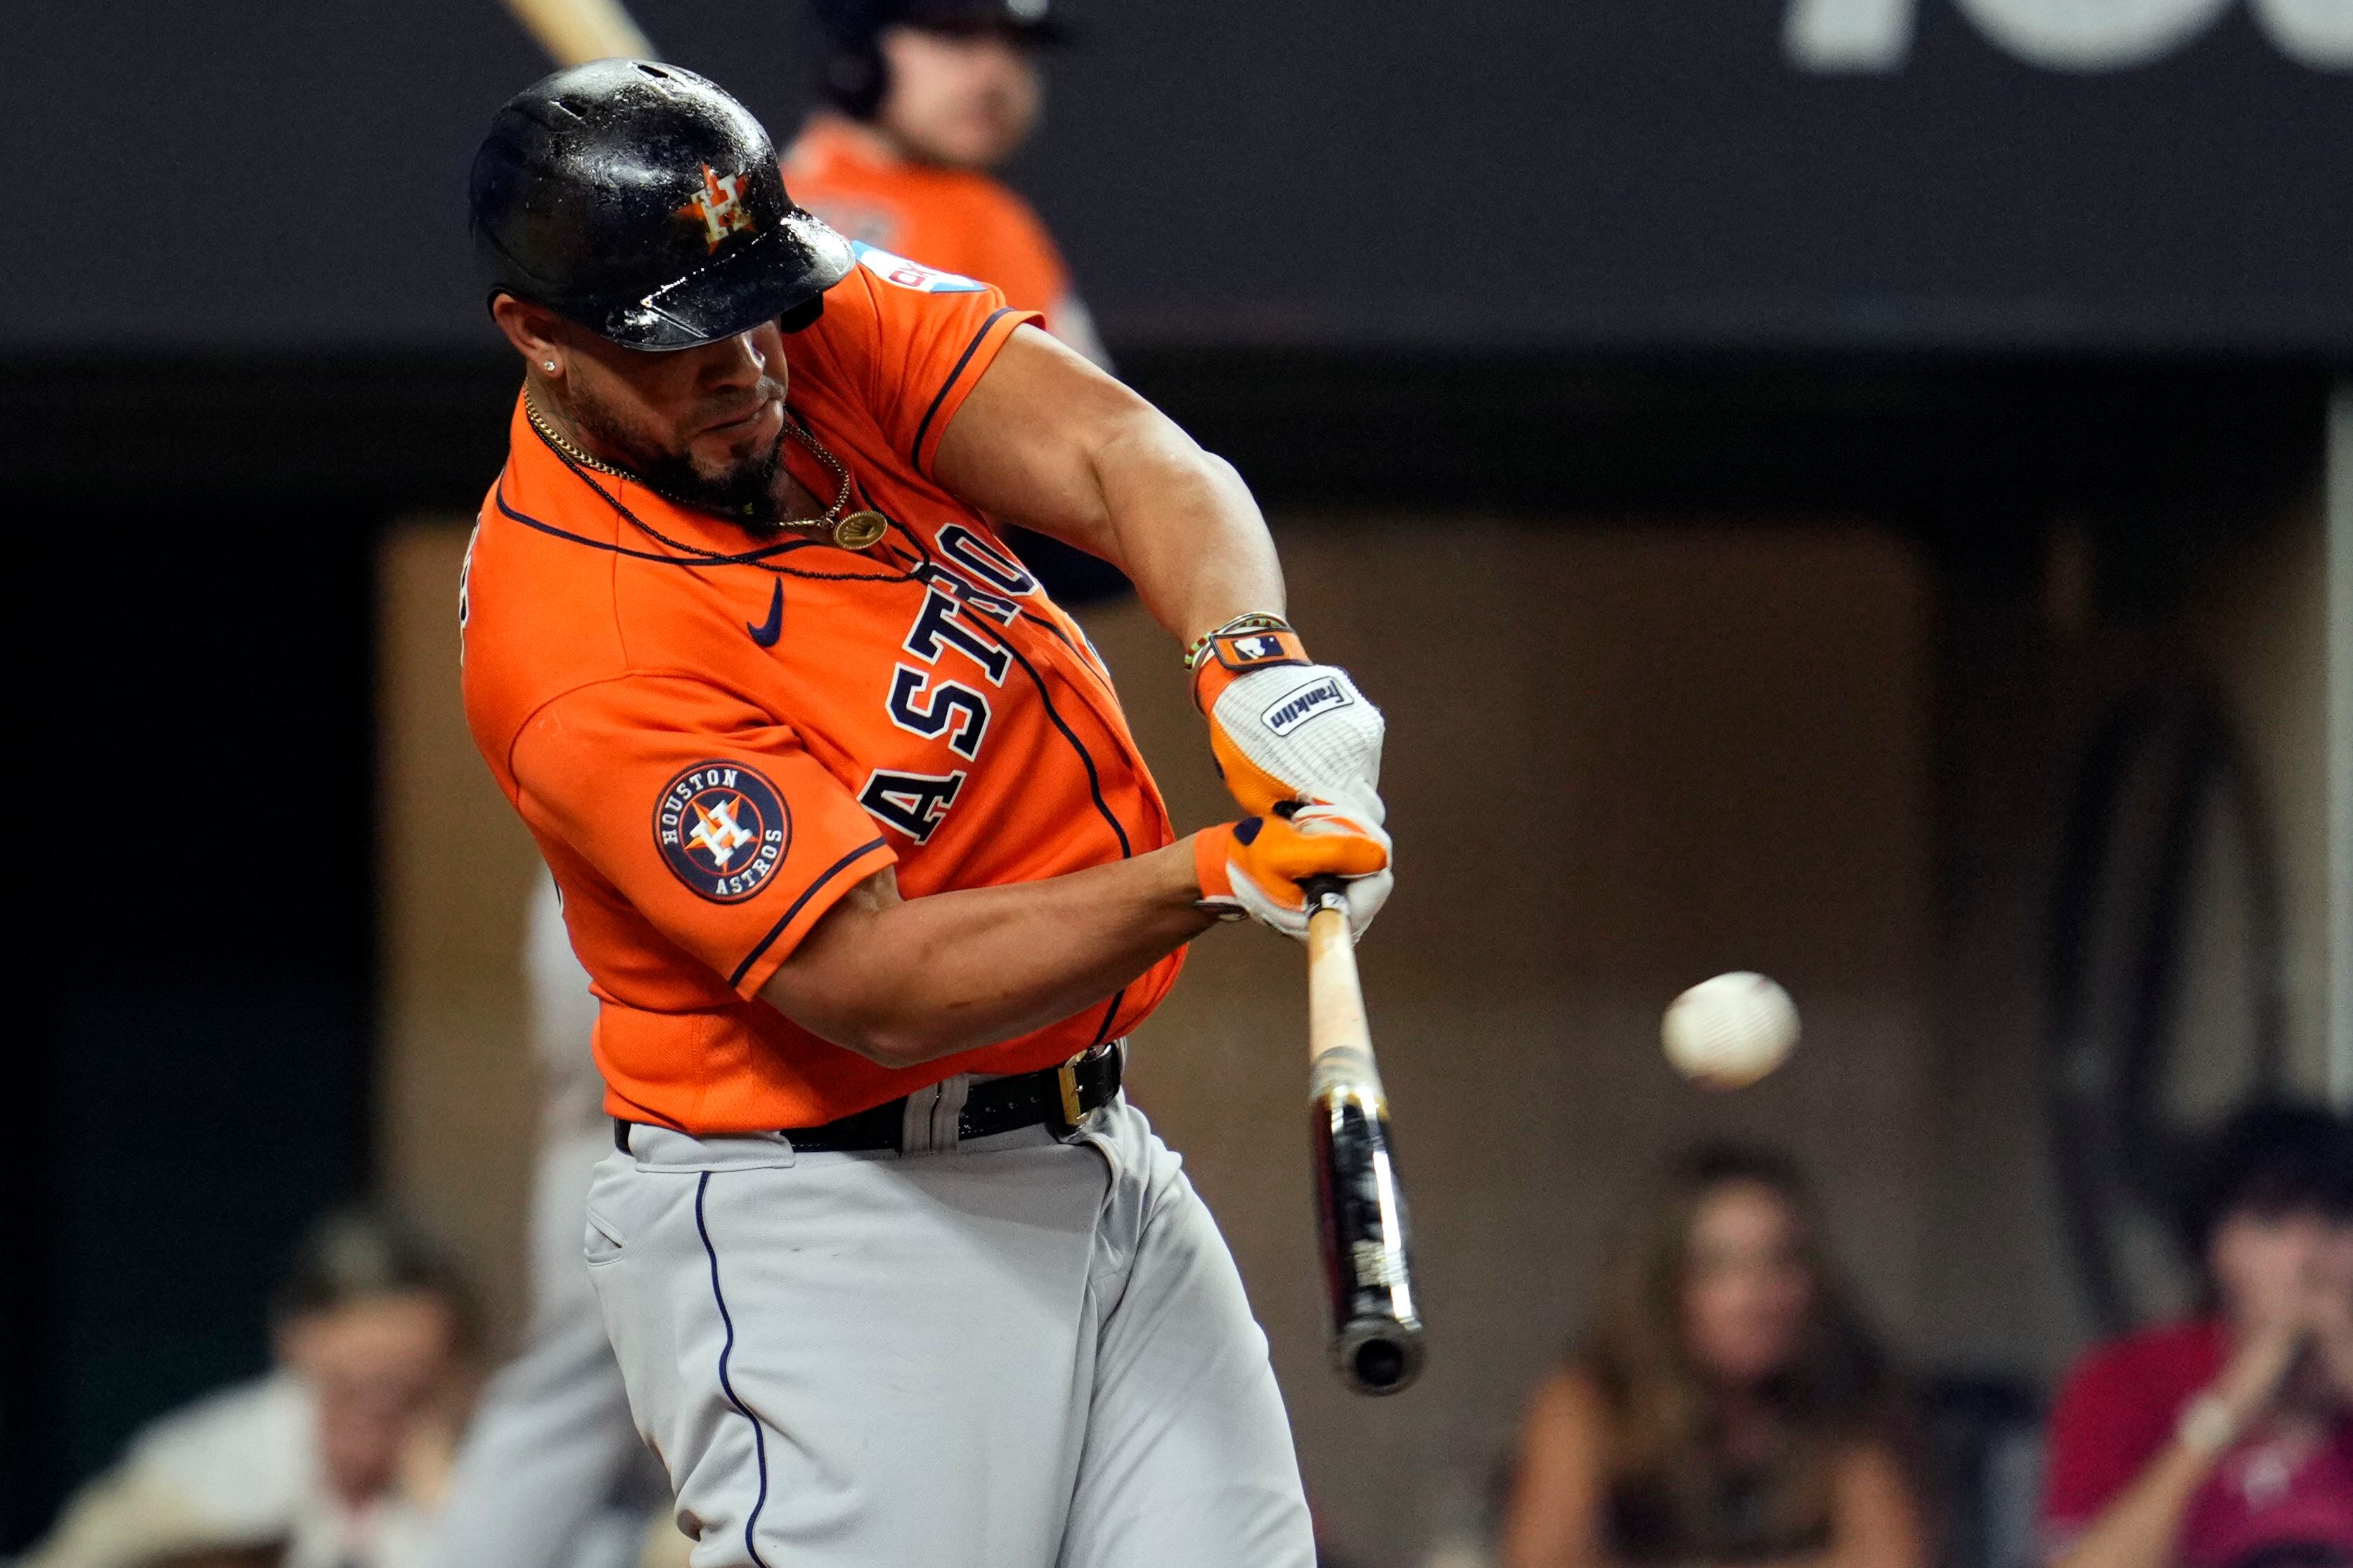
[636,429,789,533]
[568,375,791,533]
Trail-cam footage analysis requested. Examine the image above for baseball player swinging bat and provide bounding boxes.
[1303,875,1424,1394]
[465,37,1402,1555]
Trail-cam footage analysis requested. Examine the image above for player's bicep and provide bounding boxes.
[753,864,904,1055]
[932,323,1175,562]
[510,676,896,998]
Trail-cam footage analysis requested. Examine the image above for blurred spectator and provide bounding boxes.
[21,1209,477,1568]
[787,0,1130,605]
[2042,1102,2353,1568]
[790,0,1108,368]
[1497,1143,1930,1568]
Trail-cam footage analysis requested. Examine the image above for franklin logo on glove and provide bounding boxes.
[1192,613,1386,822]
[1263,676,1353,737]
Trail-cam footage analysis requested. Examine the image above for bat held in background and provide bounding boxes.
[503,0,657,67]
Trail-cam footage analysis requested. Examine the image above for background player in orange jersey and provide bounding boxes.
[787,0,1121,604]
[787,0,1108,369]
[453,61,1393,1568]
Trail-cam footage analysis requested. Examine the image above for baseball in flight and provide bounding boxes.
[1661,972,1800,1089]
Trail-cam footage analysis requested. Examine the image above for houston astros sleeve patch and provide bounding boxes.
[655,762,793,902]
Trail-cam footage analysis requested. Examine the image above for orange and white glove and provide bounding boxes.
[1194,801,1393,943]
[1192,618,1386,823]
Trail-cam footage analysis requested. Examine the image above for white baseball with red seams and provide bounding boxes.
[1661,972,1800,1089]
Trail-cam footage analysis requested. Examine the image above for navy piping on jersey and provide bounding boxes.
[1020,609,1080,653]
[910,307,1019,474]
[1090,985,1128,1047]
[730,837,890,989]
[964,618,1137,1048]
[498,483,801,566]
[500,474,1140,874]
[494,484,919,583]
[1018,610,1121,700]
[503,457,1144,1035]
[963,616,1132,860]
[875,540,1139,1044]
[872,526,1137,864]
[858,560,1141,1079]
[695,1174,776,1568]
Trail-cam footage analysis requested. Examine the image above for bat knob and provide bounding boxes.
[1299,872,1349,913]
[1353,1339,1410,1391]
[1332,1316,1426,1396]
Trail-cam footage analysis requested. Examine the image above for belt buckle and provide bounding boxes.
[1050,1052,1094,1137]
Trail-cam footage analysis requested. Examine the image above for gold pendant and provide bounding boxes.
[832,509,888,550]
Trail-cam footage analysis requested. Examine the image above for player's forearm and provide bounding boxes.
[761,843,1216,1068]
[1085,421,1287,647]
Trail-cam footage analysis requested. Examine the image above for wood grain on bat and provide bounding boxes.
[503,0,657,66]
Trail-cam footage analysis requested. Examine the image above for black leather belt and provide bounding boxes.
[614,1042,1123,1155]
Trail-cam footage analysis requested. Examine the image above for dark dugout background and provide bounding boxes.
[3,0,2346,1549]
[1,0,2348,351]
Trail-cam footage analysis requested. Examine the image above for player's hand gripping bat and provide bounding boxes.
[1303,876,1424,1395]
[503,0,657,65]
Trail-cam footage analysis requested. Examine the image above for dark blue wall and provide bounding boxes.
[7,503,378,1550]
[4,0,2347,354]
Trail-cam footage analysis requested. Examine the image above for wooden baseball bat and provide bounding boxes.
[502,0,657,66]
[1303,877,1424,1395]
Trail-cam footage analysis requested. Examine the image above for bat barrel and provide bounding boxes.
[1303,877,1424,1397]
[1311,1079,1425,1395]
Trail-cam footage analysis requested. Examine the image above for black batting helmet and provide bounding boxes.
[813,0,1067,120]
[470,60,853,351]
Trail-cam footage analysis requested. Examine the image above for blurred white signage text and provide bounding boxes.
[1786,0,2353,72]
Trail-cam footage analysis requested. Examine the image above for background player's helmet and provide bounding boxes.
[813,0,1069,121]
[470,60,853,351]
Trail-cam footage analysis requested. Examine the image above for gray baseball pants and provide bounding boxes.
[587,1094,1314,1568]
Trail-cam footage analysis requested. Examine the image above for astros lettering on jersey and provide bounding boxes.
[461,247,1178,1134]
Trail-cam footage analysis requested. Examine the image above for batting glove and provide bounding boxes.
[1192,620,1386,823]
[1194,801,1393,943]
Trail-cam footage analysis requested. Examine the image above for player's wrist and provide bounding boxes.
[1184,611,1295,673]
[1192,825,1247,916]
[1187,614,1308,712]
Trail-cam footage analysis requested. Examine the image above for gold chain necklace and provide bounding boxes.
[524,389,888,551]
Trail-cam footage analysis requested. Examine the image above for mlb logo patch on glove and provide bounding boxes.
[1202,627,1308,680]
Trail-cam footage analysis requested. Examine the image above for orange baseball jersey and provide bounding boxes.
[782,117,1103,361]
[460,252,1180,1134]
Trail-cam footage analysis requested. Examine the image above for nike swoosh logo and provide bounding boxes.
[747,581,782,647]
